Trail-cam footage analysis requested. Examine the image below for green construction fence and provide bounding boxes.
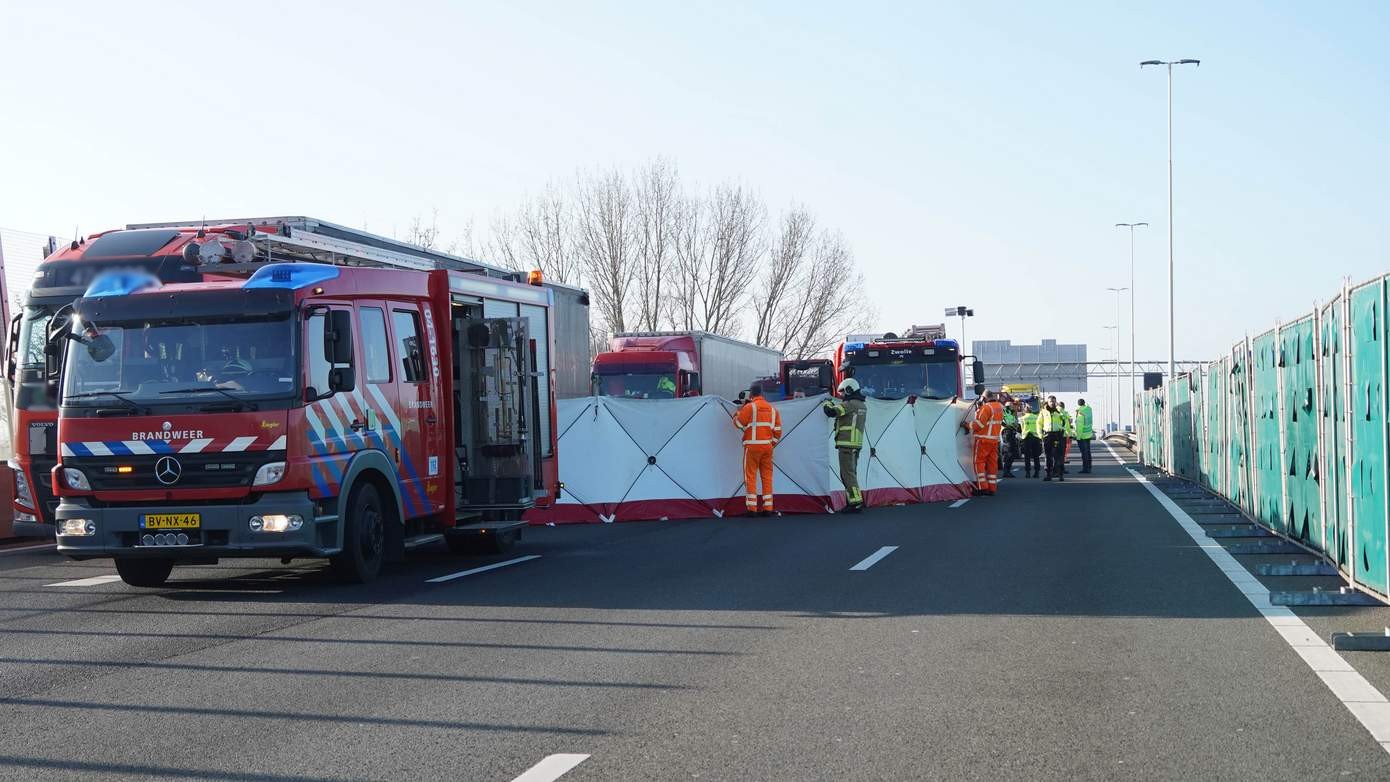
[1137,273,1390,600]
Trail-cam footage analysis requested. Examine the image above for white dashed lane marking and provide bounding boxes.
[510,753,590,782]
[46,574,123,587]
[849,546,899,571]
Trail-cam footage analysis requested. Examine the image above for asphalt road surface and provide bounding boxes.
[4,444,1390,781]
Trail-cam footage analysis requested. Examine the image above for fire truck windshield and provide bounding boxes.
[62,316,296,408]
[853,360,958,401]
[592,364,678,399]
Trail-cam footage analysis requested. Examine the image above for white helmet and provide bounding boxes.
[837,377,861,395]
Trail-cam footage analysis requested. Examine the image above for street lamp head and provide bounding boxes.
[1178,59,1201,66]
[1140,60,1163,67]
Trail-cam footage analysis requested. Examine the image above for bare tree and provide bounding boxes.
[632,158,680,331]
[573,168,637,334]
[753,208,815,346]
[772,230,874,358]
[668,183,765,336]
[403,209,443,250]
[487,184,581,282]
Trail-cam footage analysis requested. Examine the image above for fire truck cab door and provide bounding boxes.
[388,304,444,518]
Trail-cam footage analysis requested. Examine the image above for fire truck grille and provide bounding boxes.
[65,453,270,490]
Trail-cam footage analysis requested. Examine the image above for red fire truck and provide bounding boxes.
[42,219,564,586]
[834,324,984,401]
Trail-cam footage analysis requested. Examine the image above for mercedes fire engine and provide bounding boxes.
[42,218,569,586]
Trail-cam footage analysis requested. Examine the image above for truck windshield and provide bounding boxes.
[854,361,958,400]
[593,365,678,399]
[62,316,295,407]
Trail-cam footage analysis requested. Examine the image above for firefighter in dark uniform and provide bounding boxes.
[823,377,868,512]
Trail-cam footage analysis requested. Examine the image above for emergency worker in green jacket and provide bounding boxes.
[823,376,868,512]
[1019,406,1043,478]
[1073,398,1095,473]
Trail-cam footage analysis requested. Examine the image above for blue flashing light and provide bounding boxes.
[244,263,340,290]
[84,271,163,298]
[934,339,959,349]
[845,342,865,352]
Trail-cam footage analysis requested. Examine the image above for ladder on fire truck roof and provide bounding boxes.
[126,215,521,280]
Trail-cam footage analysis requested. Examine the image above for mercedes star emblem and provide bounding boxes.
[154,456,182,486]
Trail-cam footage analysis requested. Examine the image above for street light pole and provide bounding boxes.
[1106,287,1128,431]
[1115,222,1147,429]
[1102,325,1119,432]
[1141,57,1198,467]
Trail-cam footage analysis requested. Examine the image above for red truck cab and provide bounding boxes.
[591,333,700,399]
[835,326,981,401]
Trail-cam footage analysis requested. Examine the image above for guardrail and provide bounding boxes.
[1137,272,1390,601]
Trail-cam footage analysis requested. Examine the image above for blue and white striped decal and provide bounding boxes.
[61,435,286,458]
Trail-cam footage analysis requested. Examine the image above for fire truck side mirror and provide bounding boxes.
[329,365,355,394]
[5,312,19,383]
[971,359,986,386]
[326,310,354,364]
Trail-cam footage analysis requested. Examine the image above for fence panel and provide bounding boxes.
[1280,316,1320,547]
[1320,296,1351,570]
[1229,341,1255,516]
[1252,329,1285,532]
[1350,279,1389,594]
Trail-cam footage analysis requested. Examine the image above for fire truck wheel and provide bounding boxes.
[330,483,385,583]
[114,557,174,588]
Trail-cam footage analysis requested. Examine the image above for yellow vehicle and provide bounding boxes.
[1001,383,1043,413]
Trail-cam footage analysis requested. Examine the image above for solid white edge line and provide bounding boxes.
[426,554,541,584]
[46,574,123,587]
[850,545,899,571]
[1104,440,1390,754]
[0,543,57,557]
[949,499,969,508]
[510,753,590,782]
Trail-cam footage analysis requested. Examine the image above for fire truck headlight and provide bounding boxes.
[58,518,96,537]
[11,467,33,506]
[250,514,302,533]
[14,511,36,523]
[63,468,91,491]
[252,461,287,487]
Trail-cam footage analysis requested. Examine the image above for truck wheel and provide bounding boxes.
[114,558,174,588]
[330,483,385,583]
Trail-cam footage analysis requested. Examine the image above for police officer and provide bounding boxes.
[1019,404,1043,478]
[1073,397,1095,473]
[823,377,868,512]
[1000,402,1021,478]
[1039,396,1067,481]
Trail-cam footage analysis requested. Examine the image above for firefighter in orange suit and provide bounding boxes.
[968,390,1005,496]
[734,383,782,516]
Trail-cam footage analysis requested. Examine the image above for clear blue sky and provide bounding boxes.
[1,1,1386,380]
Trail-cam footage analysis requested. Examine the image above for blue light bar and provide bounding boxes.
[84,271,163,298]
[244,263,340,290]
[845,342,865,351]
[934,339,959,349]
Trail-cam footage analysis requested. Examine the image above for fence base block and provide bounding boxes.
[1224,541,1311,555]
[1254,562,1341,576]
[1332,632,1390,652]
[1195,516,1250,526]
[1205,526,1276,539]
[1270,590,1384,607]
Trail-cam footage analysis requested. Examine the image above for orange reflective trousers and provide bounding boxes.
[972,438,1000,493]
[742,444,775,512]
